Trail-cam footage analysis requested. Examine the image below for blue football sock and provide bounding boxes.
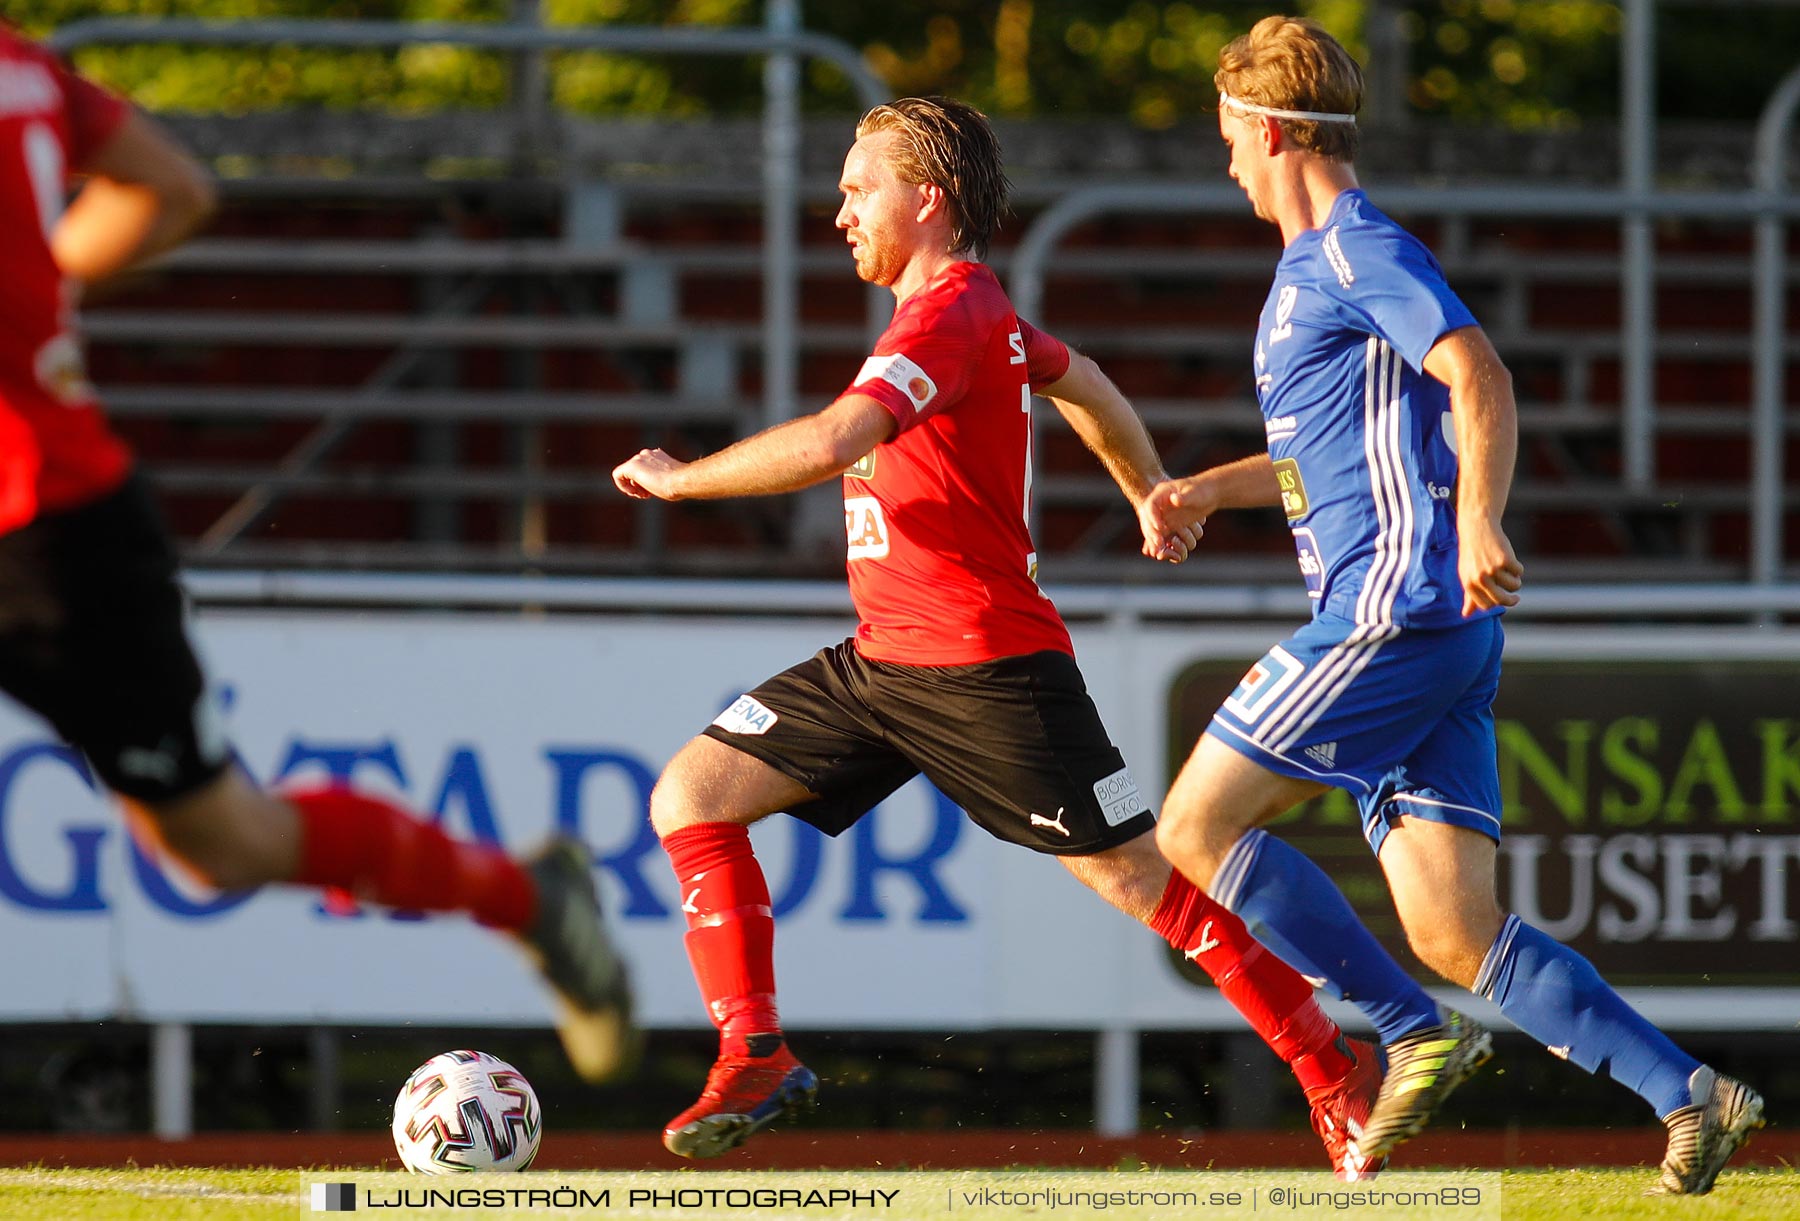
[1476,914,1699,1118]
[1213,829,1441,1044]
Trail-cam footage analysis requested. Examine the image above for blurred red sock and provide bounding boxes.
[288,786,534,931]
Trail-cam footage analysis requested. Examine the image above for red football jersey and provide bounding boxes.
[0,30,132,531]
[840,262,1074,666]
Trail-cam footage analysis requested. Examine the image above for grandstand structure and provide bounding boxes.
[50,12,1800,594]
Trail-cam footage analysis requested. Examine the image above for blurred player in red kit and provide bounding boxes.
[615,96,1384,1177]
[0,24,631,1082]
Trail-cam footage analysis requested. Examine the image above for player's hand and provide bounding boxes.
[1459,516,1523,614]
[612,448,688,500]
[1139,478,1211,562]
[1141,518,1202,563]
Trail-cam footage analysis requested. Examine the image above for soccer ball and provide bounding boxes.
[391,1050,542,1173]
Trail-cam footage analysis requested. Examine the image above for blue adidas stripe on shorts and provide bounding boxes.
[1208,613,1505,854]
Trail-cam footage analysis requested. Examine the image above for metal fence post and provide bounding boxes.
[763,0,801,432]
[510,0,548,165]
[1751,64,1800,587]
[1095,1026,1139,1136]
[1621,0,1657,491]
[152,1022,193,1140]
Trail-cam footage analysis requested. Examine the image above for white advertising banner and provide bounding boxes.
[2,610,1793,1031]
[0,609,1253,1031]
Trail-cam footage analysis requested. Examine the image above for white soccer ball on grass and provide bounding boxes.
[391,1049,542,1173]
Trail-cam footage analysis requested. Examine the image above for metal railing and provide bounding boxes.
[1009,0,1798,585]
[1011,174,1800,588]
[48,16,1800,584]
[183,570,1800,623]
[47,17,884,101]
[1752,64,1800,586]
[50,16,890,556]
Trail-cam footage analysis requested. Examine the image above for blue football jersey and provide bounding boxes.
[1253,189,1493,629]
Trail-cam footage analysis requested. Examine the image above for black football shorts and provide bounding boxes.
[0,472,228,803]
[702,639,1156,855]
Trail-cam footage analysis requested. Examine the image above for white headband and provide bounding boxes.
[1219,91,1357,125]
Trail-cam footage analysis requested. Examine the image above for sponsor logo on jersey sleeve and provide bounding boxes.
[854,352,937,412]
[1223,644,1305,724]
[1273,457,1309,520]
[1292,526,1326,599]
[712,695,779,735]
[1092,766,1143,826]
[1323,226,1356,288]
[844,495,890,559]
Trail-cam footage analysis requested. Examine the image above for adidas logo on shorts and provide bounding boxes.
[1304,741,1339,768]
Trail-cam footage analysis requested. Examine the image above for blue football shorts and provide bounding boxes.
[1207,613,1505,854]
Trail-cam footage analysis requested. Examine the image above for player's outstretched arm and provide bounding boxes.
[613,394,896,501]
[1039,351,1166,500]
[55,111,217,286]
[1038,351,1197,562]
[1423,326,1524,615]
[1143,452,1283,540]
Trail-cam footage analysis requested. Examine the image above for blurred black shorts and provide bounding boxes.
[0,472,227,803]
[703,639,1155,855]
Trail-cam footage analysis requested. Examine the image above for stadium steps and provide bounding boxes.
[77,175,1796,576]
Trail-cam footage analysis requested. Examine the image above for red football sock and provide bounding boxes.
[1151,869,1350,1091]
[287,786,535,931]
[662,822,780,1055]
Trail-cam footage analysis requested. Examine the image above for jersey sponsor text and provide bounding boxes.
[1274,457,1309,520]
[1323,226,1356,288]
[844,496,889,559]
[1092,766,1142,827]
[1292,527,1326,599]
[712,695,779,736]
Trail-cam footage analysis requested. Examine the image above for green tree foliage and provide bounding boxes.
[544,0,761,117]
[13,1,1793,129]
[19,2,518,112]
[808,1,1264,130]
[1401,0,1618,128]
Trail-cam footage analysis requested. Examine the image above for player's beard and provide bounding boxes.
[851,237,902,287]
